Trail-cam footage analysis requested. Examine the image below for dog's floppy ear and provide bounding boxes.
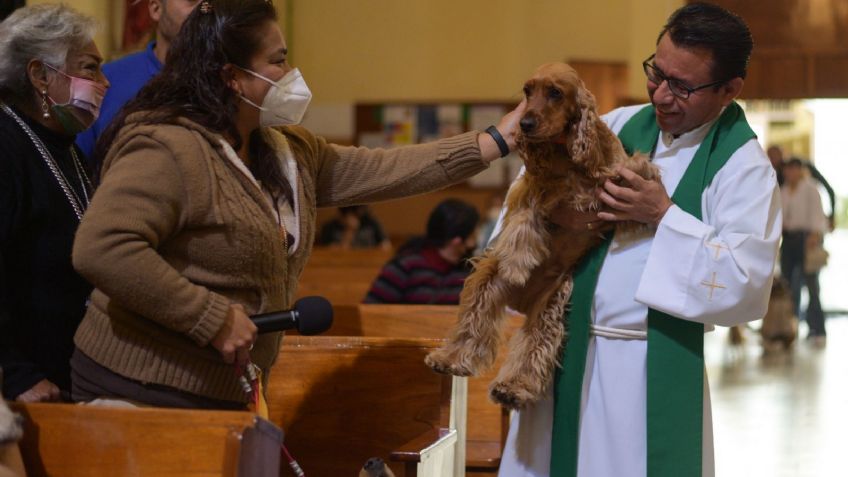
[570,84,601,170]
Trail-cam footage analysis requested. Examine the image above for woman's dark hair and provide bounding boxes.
[658,2,753,82]
[95,0,290,201]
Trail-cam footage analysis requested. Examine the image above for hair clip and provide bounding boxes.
[199,0,213,14]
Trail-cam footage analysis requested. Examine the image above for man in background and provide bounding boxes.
[365,199,479,304]
[76,0,200,160]
[767,145,835,230]
[780,158,829,344]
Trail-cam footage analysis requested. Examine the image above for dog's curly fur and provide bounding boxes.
[426,63,660,408]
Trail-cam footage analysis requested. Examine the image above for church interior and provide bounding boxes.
[2,0,847,476]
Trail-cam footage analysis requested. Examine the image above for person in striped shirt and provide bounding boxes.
[365,199,479,304]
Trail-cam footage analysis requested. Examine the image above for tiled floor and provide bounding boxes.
[707,318,848,477]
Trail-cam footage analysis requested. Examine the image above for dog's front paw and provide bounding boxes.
[425,348,476,377]
[489,377,542,410]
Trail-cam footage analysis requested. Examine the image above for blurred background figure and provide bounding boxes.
[76,0,201,163]
[318,205,391,250]
[768,145,835,230]
[365,198,479,304]
[0,4,109,401]
[780,157,829,346]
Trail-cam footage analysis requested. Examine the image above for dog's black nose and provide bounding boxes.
[519,116,536,133]
[365,457,385,470]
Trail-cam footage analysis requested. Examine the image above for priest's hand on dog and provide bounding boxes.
[597,166,671,227]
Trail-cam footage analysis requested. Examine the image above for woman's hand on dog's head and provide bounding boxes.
[597,166,671,227]
[478,99,527,163]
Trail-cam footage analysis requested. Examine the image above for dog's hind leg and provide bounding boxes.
[489,277,573,409]
[426,254,511,376]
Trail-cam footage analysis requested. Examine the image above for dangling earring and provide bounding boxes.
[41,90,50,119]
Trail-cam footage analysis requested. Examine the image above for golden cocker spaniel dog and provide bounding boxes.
[426,63,659,408]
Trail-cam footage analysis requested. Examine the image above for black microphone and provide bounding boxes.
[250,296,333,335]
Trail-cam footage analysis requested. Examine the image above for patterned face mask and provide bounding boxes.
[45,63,107,134]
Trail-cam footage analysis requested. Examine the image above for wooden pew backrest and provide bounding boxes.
[296,266,379,307]
[10,403,280,477]
[267,336,454,477]
[304,247,394,268]
[350,305,525,472]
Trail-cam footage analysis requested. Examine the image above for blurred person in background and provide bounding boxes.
[780,157,828,345]
[318,205,391,250]
[768,145,835,230]
[365,198,479,304]
[76,0,201,162]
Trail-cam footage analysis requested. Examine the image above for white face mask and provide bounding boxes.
[237,67,312,127]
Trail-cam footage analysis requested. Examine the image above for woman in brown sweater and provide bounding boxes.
[70,0,521,409]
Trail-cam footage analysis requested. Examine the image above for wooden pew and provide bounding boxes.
[0,441,25,477]
[295,248,393,309]
[296,266,379,307]
[302,246,394,268]
[267,336,464,477]
[324,304,523,476]
[9,402,282,477]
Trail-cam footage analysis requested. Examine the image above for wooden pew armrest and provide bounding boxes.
[389,429,446,463]
[390,429,458,477]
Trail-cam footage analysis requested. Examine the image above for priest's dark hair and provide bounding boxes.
[94,0,291,203]
[658,2,753,82]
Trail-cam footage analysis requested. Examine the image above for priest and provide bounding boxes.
[497,3,781,477]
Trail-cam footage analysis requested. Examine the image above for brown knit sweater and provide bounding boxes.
[72,113,486,403]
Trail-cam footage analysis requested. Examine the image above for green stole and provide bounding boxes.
[549,102,755,477]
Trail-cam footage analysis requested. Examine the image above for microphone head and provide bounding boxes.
[294,296,333,335]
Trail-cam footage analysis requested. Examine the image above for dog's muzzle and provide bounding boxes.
[519,116,537,133]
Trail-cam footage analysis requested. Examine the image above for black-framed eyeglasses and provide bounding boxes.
[642,54,728,100]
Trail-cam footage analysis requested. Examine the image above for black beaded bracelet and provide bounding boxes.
[485,125,510,158]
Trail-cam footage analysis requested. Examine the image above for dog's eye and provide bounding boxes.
[548,88,563,100]
[523,85,532,97]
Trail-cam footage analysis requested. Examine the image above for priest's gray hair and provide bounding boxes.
[0,4,98,99]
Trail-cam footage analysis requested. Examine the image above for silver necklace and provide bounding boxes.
[1,103,92,221]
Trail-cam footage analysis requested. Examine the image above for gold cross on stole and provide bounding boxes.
[700,272,726,301]
[706,242,729,260]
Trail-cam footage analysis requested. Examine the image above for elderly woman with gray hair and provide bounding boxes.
[0,4,109,402]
